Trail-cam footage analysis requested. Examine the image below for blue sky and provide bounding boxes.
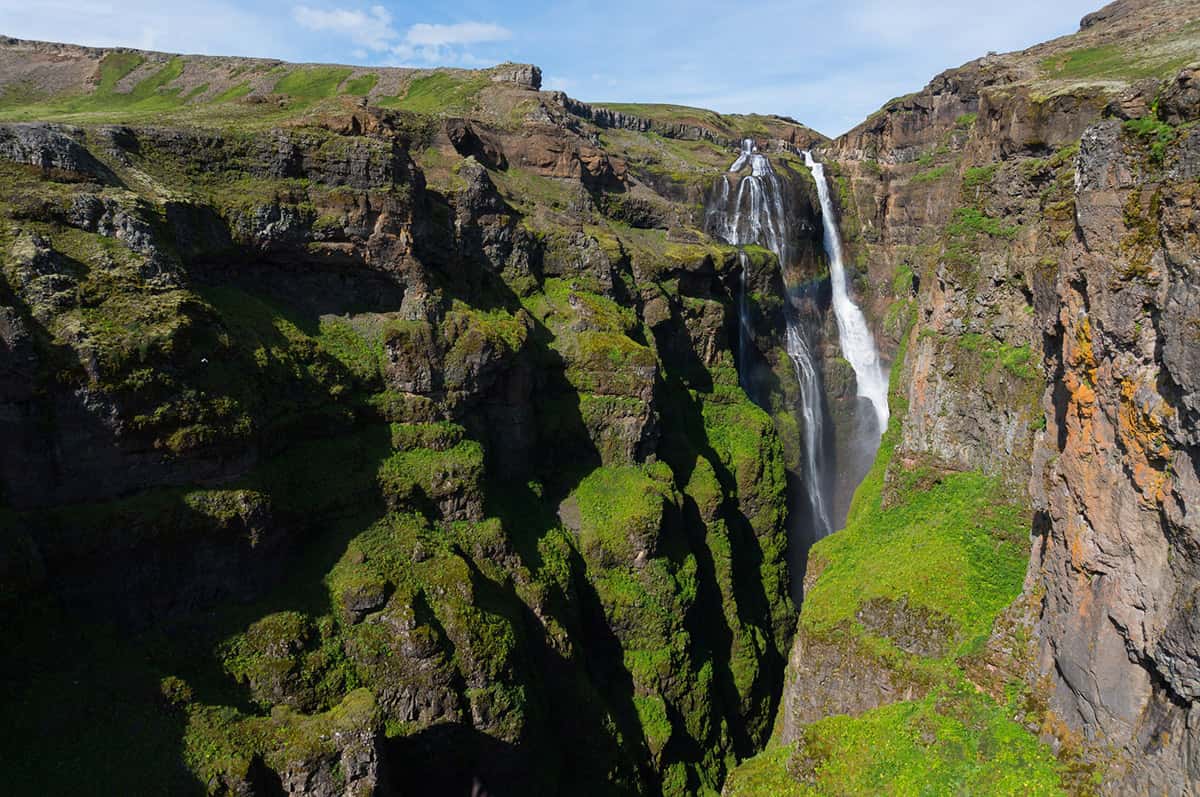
[0,0,1103,135]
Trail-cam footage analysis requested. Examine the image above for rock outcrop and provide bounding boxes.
[1030,117,1200,794]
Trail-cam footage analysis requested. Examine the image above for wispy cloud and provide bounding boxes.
[290,5,510,65]
[292,4,397,51]
[391,21,512,65]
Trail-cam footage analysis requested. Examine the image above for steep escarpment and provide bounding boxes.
[1031,83,1200,793]
[730,0,1200,794]
[0,44,830,795]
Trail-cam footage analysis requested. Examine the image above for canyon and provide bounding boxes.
[1,0,1199,794]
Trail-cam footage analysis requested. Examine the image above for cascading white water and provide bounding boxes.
[803,151,890,435]
[737,251,750,377]
[711,139,832,539]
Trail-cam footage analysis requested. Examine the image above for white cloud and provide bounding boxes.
[544,75,573,91]
[292,4,397,51]
[391,21,512,65]
[404,22,511,47]
[288,5,511,66]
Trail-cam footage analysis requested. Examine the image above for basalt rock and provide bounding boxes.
[0,122,118,182]
[1029,117,1200,795]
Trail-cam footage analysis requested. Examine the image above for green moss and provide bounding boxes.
[441,305,528,382]
[955,112,978,128]
[383,73,489,114]
[316,315,383,386]
[945,207,1019,240]
[573,464,671,564]
[491,167,582,214]
[804,424,1029,658]
[219,611,314,708]
[786,685,1066,794]
[891,264,915,297]
[563,330,657,397]
[273,67,354,100]
[801,319,1022,651]
[635,694,674,753]
[911,164,954,184]
[1123,117,1177,165]
[377,439,485,511]
[342,73,379,96]
[390,421,466,451]
[702,396,786,527]
[723,743,806,797]
[963,164,998,189]
[265,687,379,763]
[956,333,1038,380]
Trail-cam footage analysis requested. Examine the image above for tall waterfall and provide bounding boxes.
[803,152,890,434]
[711,139,833,539]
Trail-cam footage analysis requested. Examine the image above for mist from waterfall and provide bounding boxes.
[803,151,890,435]
[710,139,833,541]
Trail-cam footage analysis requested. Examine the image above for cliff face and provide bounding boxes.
[1033,100,1200,793]
[734,1,1200,794]
[0,48,832,795]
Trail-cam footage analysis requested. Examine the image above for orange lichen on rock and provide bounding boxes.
[1063,316,1099,445]
[1117,375,1174,505]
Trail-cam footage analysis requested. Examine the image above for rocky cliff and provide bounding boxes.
[0,33,836,797]
[729,0,1200,795]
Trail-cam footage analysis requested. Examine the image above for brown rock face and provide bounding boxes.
[1029,119,1200,794]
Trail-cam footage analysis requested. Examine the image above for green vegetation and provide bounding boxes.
[383,72,489,114]
[945,207,1018,240]
[955,112,978,128]
[955,332,1038,380]
[342,73,379,96]
[96,51,145,92]
[1041,42,1196,81]
[963,164,999,189]
[0,54,190,117]
[273,67,354,100]
[574,464,672,563]
[802,405,1029,660]
[593,102,820,144]
[1123,117,1178,164]
[911,164,954,184]
[596,102,729,128]
[725,319,1062,793]
[787,686,1065,795]
[212,82,252,103]
[1,27,1078,795]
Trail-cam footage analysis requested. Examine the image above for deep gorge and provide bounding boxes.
[2,0,1200,794]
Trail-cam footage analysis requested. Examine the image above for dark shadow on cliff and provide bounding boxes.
[650,282,788,760]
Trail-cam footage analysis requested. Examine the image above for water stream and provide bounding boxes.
[710,140,892,561]
[803,152,890,434]
[710,139,833,539]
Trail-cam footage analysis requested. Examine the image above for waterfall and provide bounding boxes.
[803,151,890,434]
[737,251,750,380]
[711,139,833,539]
